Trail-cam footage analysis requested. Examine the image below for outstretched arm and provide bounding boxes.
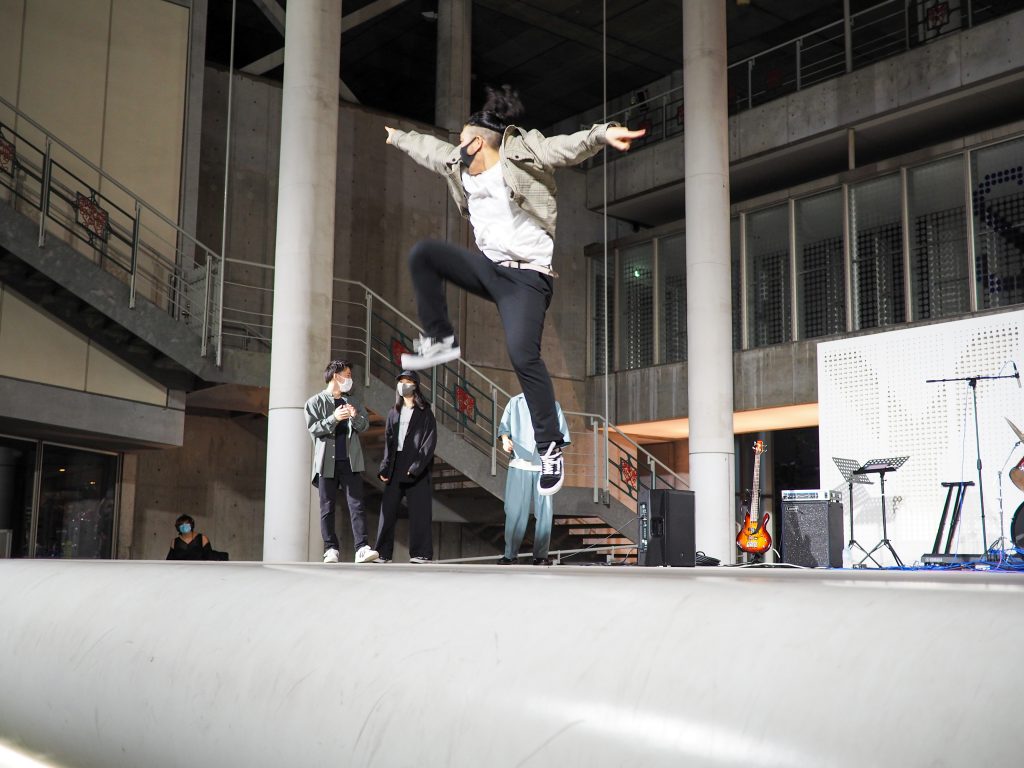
[527,123,646,168]
[386,126,457,175]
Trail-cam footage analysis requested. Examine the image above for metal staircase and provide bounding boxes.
[0,96,266,389]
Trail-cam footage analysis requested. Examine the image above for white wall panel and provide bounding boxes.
[818,311,1024,564]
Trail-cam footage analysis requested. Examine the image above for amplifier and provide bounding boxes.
[780,499,844,568]
[781,489,840,502]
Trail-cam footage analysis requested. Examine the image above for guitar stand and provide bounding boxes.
[854,457,909,568]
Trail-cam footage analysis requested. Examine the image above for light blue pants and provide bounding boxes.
[504,466,553,560]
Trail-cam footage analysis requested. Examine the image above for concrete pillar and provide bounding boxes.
[263,0,341,561]
[434,0,473,347]
[683,0,735,561]
[435,0,472,135]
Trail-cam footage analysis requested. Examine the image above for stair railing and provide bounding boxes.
[0,95,227,365]
[330,277,688,509]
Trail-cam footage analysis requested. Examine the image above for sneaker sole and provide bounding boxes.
[537,475,564,496]
[401,348,461,370]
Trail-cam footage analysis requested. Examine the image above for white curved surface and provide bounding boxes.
[0,562,1021,767]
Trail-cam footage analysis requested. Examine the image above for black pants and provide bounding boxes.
[376,456,433,560]
[408,239,562,447]
[318,460,369,551]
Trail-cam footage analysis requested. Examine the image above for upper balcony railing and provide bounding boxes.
[591,0,1016,160]
[0,95,227,365]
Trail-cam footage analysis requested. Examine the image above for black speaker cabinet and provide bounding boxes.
[780,499,844,568]
[638,489,696,567]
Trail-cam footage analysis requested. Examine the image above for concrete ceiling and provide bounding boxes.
[205,0,849,129]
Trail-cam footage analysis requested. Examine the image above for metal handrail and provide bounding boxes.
[333,277,517,403]
[0,94,225,363]
[600,0,985,128]
[0,94,221,258]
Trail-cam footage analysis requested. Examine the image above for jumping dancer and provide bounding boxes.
[386,85,644,495]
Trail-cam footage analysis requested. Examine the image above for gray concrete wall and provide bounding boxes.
[132,414,267,561]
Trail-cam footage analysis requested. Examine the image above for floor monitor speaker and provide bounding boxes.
[780,499,844,568]
[638,489,695,567]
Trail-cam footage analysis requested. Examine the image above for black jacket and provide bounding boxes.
[379,403,437,483]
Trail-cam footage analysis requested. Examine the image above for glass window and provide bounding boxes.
[747,205,791,347]
[732,218,742,350]
[0,436,37,558]
[795,189,846,338]
[35,445,118,559]
[908,156,969,320]
[660,233,686,364]
[618,243,655,370]
[971,137,1024,310]
[849,174,905,330]
[591,256,615,376]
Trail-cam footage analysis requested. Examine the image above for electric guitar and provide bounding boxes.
[736,439,771,555]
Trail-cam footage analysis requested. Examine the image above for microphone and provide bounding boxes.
[1015,362,1021,389]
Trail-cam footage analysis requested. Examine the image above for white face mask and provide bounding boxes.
[339,378,353,394]
[397,382,415,397]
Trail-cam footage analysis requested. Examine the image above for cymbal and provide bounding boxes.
[1007,417,1024,444]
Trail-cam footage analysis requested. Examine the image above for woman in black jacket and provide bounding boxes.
[377,370,437,563]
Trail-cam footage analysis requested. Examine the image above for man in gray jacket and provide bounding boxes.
[305,360,378,564]
[386,85,643,497]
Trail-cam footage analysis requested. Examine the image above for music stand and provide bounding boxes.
[833,457,879,568]
[853,456,909,568]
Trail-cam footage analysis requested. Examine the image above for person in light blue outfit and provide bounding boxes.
[497,393,571,566]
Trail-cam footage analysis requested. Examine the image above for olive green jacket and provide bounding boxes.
[304,390,370,481]
[389,123,615,240]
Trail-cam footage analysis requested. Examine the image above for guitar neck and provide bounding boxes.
[750,455,761,520]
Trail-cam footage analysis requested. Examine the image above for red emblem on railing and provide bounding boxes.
[0,136,14,176]
[927,2,950,29]
[455,384,476,421]
[75,192,109,243]
[619,458,638,495]
[391,338,410,368]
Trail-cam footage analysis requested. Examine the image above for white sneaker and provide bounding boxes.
[323,548,340,564]
[355,545,380,564]
[409,556,432,564]
[401,335,461,370]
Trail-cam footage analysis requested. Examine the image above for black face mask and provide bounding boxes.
[459,140,479,169]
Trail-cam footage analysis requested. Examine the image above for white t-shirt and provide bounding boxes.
[462,163,553,269]
[397,406,413,451]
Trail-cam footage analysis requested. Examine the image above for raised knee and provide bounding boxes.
[408,239,439,268]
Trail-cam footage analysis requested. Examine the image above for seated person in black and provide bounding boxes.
[166,514,217,560]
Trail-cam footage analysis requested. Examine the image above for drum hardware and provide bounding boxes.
[990,420,1024,560]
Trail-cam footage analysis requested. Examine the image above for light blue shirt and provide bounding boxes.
[498,394,571,469]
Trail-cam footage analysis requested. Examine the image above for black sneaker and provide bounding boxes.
[537,442,564,496]
[532,557,553,566]
[496,557,515,565]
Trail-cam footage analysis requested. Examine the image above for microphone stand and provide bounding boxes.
[926,369,1020,556]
